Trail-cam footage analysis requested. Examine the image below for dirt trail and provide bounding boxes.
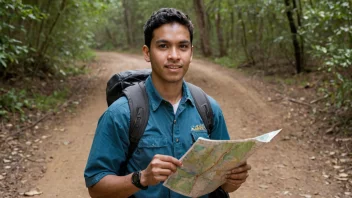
[34,52,341,198]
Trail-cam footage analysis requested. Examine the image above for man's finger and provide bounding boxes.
[152,167,175,176]
[226,172,249,180]
[155,154,182,166]
[226,178,246,186]
[153,175,169,182]
[236,161,247,167]
[150,159,179,172]
[227,164,251,174]
[159,162,178,172]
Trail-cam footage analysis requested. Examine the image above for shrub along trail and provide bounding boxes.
[32,52,342,197]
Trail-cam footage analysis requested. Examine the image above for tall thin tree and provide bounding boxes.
[193,0,212,57]
[238,8,255,65]
[215,1,227,57]
[284,0,302,73]
[122,0,134,48]
[293,0,305,68]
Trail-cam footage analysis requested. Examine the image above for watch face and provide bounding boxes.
[132,172,139,184]
[132,171,148,190]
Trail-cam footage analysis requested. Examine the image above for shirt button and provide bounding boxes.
[176,138,179,142]
[174,120,176,124]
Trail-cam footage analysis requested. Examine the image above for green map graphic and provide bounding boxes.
[166,140,255,194]
[163,129,281,197]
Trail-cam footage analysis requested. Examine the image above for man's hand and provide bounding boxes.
[140,154,182,186]
[221,161,251,192]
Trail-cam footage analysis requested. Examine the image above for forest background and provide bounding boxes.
[0,0,352,196]
[0,0,351,147]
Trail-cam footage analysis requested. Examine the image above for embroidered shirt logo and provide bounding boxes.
[191,124,206,131]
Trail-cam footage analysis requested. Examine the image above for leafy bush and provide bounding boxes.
[0,87,69,120]
[304,1,352,109]
[0,0,105,78]
[0,1,45,75]
[0,88,31,119]
[33,89,69,111]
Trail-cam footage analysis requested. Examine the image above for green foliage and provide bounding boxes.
[214,57,241,68]
[43,1,104,61]
[0,0,44,74]
[77,49,96,62]
[0,0,106,78]
[0,87,69,120]
[62,65,89,76]
[93,0,192,50]
[0,88,31,119]
[304,1,352,109]
[33,89,69,111]
[1,0,351,123]
[94,0,296,67]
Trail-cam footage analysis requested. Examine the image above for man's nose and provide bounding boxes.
[168,47,180,60]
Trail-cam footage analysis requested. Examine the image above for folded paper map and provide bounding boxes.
[163,129,282,197]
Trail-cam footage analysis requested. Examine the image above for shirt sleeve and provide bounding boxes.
[84,99,130,188]
[207,96,230,141]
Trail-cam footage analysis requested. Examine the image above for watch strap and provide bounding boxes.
[132,171,148,190]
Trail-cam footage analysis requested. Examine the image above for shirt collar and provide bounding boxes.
[145,76,195,111]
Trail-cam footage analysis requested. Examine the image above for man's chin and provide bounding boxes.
[164,77,183,84]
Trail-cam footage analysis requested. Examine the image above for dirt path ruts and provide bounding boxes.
[34,52,341,198]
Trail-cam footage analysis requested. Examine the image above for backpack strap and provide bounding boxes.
[122,82,149,162]
[187,83,214,136]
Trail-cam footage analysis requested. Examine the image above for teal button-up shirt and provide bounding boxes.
[84,76,230,198]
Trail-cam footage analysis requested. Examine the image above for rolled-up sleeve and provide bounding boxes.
[84,99,130,187]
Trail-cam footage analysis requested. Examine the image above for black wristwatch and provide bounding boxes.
[131,171,148,190]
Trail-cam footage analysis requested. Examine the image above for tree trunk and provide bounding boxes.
[122,0,133,48]
[215,3,227,57]
[294,0,305,68]
[229,10,234,49]
[105,27,118,48]
[36,0,51,49]
[309,0,314,7]
[238,9,254,65]
[193,0,212,57]
[39,0,67,56]
[284,0,302,73]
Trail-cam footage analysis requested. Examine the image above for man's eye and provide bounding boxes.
[180,44,189,49]
[159,44,167,48]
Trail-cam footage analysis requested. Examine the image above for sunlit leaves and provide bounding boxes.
[0,1,42,71]
[304,0,352,108]
[0,0,107,77]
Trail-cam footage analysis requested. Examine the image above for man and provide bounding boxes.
[84,8,251,198]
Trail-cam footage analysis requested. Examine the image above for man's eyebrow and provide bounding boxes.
[155,39,191,44]
[180,40,191,44]
[155,39,169,44]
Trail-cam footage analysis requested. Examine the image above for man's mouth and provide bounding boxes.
[165,65,182,69]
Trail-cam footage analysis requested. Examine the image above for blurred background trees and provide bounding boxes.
[0,0,106,79]
[1,0,351,128]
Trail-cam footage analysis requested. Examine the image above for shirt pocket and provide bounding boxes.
[191,131,209,143]
[132,137,168,170]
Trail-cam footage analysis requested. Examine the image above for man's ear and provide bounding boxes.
[142,45,150,62]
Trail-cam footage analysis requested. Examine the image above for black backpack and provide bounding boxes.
[106,69,229,198]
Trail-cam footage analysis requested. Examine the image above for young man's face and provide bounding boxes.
[143,22,193,85]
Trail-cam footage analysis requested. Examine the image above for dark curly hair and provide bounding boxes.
[143,8,194,49]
